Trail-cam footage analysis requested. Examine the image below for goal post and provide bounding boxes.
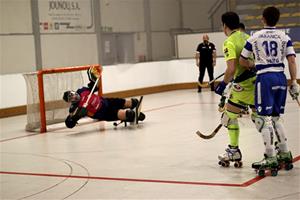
[23,65,103,133]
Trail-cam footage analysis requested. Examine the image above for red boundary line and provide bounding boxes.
[1,155,299,188]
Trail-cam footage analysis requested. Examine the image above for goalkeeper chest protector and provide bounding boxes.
[78,90,102,116]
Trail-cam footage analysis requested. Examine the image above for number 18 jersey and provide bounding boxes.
[241,27,296,115]
[241,27,296,75]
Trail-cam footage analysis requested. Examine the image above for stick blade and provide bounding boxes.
[198,82,209,88]
[195,124,222,140]
[196,131,215,139]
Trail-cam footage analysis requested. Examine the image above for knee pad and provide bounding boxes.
[254,115,272,132]
[221,111,238,128]
[130,98,139,109]
[125,110,135,122]
[272,116,287,143]
[272,116,281,129]
[272,116,280,123]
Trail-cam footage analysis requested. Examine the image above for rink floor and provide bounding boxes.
[1,89,300,200]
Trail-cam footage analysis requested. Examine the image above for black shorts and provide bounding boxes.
[92,98,126,121]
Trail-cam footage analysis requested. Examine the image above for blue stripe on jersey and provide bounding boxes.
[244,41,252,51]
[287,40,293,47]
[256,63,284,70]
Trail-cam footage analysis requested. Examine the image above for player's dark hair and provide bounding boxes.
[221,12,240,30]
[239,23,245,30]
[263,6,280,26]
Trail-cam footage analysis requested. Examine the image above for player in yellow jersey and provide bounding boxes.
[214,12,257,167]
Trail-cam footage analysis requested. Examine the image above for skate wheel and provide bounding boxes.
[285,163,293,170]
[258,170,265,177]
[224,161,230,167]
[271,169,278,176]
[234,161,243,168]
[219,161,229,167]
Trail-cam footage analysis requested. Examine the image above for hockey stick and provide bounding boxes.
[73,77,100,118]
[296,98,300,107]
[83,77,99,108]
[195,124,222,139]
[136,96,144,124]
[198,72,225,88]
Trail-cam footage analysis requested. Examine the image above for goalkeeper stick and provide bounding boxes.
[195,124,222,139]
[83,77,99,108]
[198,72,225,88]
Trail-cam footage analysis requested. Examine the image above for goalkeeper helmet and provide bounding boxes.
[63,90,80,103]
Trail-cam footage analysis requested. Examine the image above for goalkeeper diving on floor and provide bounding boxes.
[62,66,145,129]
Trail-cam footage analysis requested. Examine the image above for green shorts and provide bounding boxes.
[228,76,256,107]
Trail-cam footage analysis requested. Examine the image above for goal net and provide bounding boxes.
[23,65,102,133]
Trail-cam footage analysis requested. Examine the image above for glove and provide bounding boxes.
[215,81,227,96]
[289,81,300,100]
[87,66,102,82]
[65,115,77,128]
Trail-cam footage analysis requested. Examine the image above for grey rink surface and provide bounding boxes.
[0,89,299,200]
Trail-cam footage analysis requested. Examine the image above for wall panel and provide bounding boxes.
[0,35,36,73]
[41,34,98,68]
[0,0,32,34]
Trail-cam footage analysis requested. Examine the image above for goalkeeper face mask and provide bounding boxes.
[63,91,80,103]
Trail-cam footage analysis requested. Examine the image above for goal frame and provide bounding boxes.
[36,65,102,133]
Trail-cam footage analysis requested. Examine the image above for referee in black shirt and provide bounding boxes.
[195,34,216,92]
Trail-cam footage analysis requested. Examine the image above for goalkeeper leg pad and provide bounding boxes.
[125,110,135,122]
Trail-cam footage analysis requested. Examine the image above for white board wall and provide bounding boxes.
[176,32,227,58]
[1,56,299,109]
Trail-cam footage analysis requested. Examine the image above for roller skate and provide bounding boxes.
[277,151,293,170]
[218,145,243,168]
[274,142,293,170]
[252,154,279,177]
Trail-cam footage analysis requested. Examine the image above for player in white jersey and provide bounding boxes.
[240,6,299,175]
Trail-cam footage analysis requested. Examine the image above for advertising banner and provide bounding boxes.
[38,0,94,33]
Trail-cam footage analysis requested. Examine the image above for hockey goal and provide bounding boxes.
[23,65,103,133]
